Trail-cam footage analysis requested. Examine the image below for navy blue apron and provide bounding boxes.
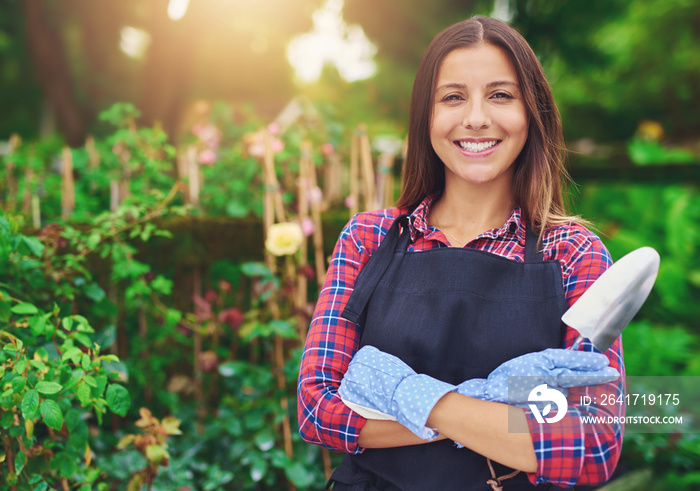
[329,214,569,490]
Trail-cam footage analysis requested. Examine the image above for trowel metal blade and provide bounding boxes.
[561,246,660,352]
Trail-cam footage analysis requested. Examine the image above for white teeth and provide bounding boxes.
[457,140,497,152]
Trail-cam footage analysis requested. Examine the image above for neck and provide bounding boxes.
[429,180,515,244]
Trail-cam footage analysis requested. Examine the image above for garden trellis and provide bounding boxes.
[0,105,407,488]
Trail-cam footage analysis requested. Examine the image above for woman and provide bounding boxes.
[298,16,624,490]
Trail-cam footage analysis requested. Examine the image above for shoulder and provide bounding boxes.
[340,208,405,256]
[541,221,612,278]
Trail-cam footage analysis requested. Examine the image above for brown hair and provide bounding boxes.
[397,16,581,237]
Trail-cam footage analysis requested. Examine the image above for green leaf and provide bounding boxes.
[40,399,63,430]
[0,300,10,322]
[81,354,91,372]
[145,444,169,465]
[250,457,268,483]
[61,347,82,364]
[3,344,18,356]
[105,384,130,416]
[241,261,272,277]
[15,450,25,474]
[84,283,106,302]
[29,315,47,336]
[73,332,92,347]
[22,236,45,257]
[72,315,92,332]
[269,319,297,339]
[284,461,316,488]
[62,317,74,331]
[58,452,77,478]
[29,359,47,371]
[91,375,107,398]
[22,390,39,419]
[11,375,26,393]
[14,358,26,374]
[68,419,88,450]
[11,303,38,315]
[76,382,91,406]
[36,381,62,395]
[2,410,14,428]
[65,409,81,431]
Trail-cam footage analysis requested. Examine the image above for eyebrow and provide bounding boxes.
[435,80,519,91]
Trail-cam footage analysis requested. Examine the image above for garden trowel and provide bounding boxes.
[564,246,660,353]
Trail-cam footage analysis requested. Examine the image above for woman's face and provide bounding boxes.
[430,44,528,191]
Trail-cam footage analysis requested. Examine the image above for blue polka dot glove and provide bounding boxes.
[338,345,456,440]
[455,348,620,405]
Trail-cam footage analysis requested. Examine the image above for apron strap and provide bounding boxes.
[486,458,521,491]
[341,214,411,324]
[523,219,543,263]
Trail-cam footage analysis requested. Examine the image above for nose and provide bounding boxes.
[462,99,490,130]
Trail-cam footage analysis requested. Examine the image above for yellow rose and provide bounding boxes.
[265,222,304,256]
[637,119,664,141]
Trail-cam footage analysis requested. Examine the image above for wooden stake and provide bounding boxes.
[192,267,204,434]
[377,152,397,209]
[119,152,131,205]
[296,143,310,334]
[358,126,376,211]
[262,131,286,224]
[187,145,200,208]
[322,151,341,210]
[303,143,326,288]
[85,135,100,167]
[60,146,75,219]
[138,306,152,405]
[261,128,294,469]
[349,132,360,217]
[31,195,41,229]
[3,134,21,212]
[110,181,119,212]
[21,165,33,216]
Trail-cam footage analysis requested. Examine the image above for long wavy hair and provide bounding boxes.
[397,16,582,237]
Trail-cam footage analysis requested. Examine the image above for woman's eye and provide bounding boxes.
[491,91,513,100]
[441,94,463,102]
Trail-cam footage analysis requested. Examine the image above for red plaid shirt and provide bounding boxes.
[298,195,625,487]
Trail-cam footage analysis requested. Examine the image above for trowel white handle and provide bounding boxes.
[570,334,585,351]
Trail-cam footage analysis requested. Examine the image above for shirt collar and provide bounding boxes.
[406,195,526,246]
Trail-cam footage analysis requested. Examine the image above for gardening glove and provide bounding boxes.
[338,345,456,440]
[456,348,620,406]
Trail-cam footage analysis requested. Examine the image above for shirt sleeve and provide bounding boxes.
[525,229,625,487]
[297,214,377,453]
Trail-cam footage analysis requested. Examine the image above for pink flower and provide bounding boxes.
[248,142,265,158]
[218,307,244,330]
[321,143,334,156]
[193,294,212,322]
[267,122,281,135]
[192,123,221,150]
[345,196,356,209]
[204,289,218,304]
[271,138,285,154]
[301,217,314,237]
[198,149,217,165]
[309,186,323,205]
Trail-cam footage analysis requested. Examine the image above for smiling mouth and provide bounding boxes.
[455,140,500,153]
